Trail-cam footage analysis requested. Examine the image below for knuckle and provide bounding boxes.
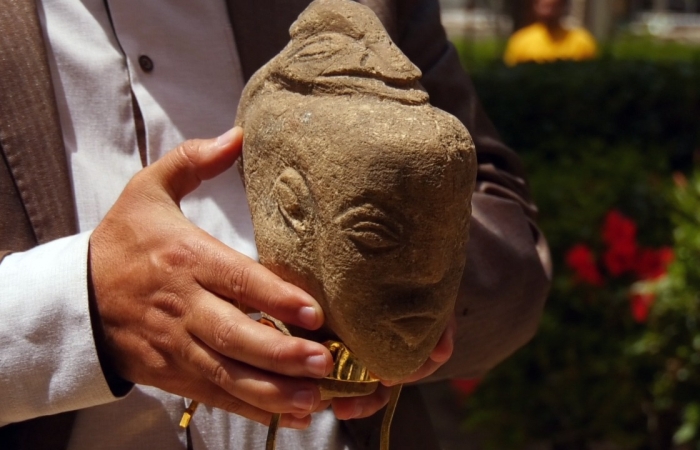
[142,311,180,354]
[220,398,244,415]
[179,337,196,361]
[211,363,231,389]
[153,291,187,319]
[142,348,171,374]
[158,240,197,274]
[176,140,201,169]
[225,264,252,300]
[266,342,289,372]
[246,381,280,410]
[263,336,307,374]
[151,330,177,355]
[261,287,289,313]
[212,319,241,353]
[259,380,313,413]
[191,355,210,376]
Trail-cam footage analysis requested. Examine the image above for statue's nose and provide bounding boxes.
[406,261,448,286]
[379,250,448,287]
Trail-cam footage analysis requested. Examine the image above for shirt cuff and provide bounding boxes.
[0,232,129,425]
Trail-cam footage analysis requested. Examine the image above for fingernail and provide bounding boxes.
[298,306,319,329]
[217,127,241,149]
[441,325,456,359]
[287,416,310,430]
[351,403,363,419]
[293,390,315,411]
[432,346,450,364]
[306,354,330,378]
[291,412,309,419]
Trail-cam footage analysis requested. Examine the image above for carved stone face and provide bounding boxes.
[310,108,472,380]
[236,0,476,380]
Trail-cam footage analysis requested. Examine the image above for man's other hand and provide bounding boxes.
[89,127,333,430]
[328,315,455,420]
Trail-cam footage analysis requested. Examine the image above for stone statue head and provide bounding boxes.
[236,0,476,380]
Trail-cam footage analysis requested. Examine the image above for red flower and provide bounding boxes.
[630,293,655,323]
[601,210,640,277]
[602,210,637,246]
[603,240,639,277]
[451,378,481,396]
[634,247,674,280]
[566,244,603,286]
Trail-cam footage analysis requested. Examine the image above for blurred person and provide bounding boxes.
[504,0,597,66]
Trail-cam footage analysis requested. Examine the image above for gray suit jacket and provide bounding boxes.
[0,0,550,448]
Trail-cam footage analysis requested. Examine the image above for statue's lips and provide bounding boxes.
[388,314,438,347]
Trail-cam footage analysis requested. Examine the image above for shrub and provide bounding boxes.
[458,146,672,449]
[469,60,700,169]
[634,173,700,448]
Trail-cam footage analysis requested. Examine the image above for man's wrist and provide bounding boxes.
[87,246,133,397]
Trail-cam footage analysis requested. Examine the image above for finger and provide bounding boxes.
[140,127,243,204]
[314,400,332,413]
[183,335,324,415]
[186,291,332,378]
[280,414,312,430]
[331,386,393,420]
[430,315,456,364]
[388,359,442,386]
[290,399,331,420]
[181,381,311,430]
[194,236,325,330]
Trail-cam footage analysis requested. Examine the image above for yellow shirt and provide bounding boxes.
[503,22,597,67]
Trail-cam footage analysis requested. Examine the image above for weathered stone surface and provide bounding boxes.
[236,0,476,380]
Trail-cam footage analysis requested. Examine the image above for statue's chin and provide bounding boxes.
[332,320,440,381]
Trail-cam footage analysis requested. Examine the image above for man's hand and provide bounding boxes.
[89,127,333,430]
[329,315,456,420]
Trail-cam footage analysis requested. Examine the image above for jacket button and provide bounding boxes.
[138,55,154,73]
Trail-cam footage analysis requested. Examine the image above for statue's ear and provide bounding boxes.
[273,168,312,235]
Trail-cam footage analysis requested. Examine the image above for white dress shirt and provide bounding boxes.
[0,0,352,448]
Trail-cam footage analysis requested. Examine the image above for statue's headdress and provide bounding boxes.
[238,0,429,123]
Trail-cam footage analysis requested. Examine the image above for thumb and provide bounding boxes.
[145,127,243,204]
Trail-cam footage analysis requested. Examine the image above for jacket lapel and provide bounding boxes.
[0,0,77,244]
[358,0,397,39]
[225,0,311,81]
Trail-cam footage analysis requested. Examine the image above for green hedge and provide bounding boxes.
[453,34,700,71]
[470,60,700,168]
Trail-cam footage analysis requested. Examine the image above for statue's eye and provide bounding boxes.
[346,221,400,251]
[336,205,402,252]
